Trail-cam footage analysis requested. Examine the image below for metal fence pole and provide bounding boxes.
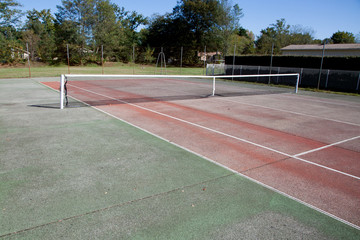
[232,44,236,80]
[26,43,31,78]
[203,46,207,75]
[317,42,326,89]
[268,42,274,84]
[180,46,183,74]
[325,69,330,88]
[67,44,70,74]
[101,45,104,75]
[132,45,136,75]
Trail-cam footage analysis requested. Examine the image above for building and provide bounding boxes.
[281,44,360,57]
[198,52,222,62]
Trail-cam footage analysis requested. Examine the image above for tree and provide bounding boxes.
[92,1,123,61]
[56,0,96,64]
[111,4,147,61]
[144,13,197,64]
[173,0,243,50]
[23,9,56,61]
[215,1,243,56]
[0,0,23,63]
[143,0,243,64]
[0,0,22,28]
[331,31,355,44]
[55,0,146,64]
[256,19,315,54]
[289,25,314,44]
[256,18,290,54]
[255,26,277,55]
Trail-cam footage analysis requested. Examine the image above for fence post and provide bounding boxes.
[101,45,104,75]
[325,69,330,88]
[232,44,236,80]
[132,45,135,75]
[26,43,31,78]
[67,44,70,74]
[317,41,326,89]
[180,46,183,74]
[203,46,207,75]
[268,42,274,84]
[295,74,300,93]
[212,76,216,96]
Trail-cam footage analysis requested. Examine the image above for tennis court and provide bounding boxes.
[1,76,359,239]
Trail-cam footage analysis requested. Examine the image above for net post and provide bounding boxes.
[60,74,65,109]
[212,76,216,96]
[295,73,299,93]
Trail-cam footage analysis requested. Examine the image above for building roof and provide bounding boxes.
[281,44,360,51]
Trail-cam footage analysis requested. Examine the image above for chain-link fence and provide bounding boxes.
[207,64,360,93]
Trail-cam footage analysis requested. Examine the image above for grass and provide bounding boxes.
[0,62,205,78]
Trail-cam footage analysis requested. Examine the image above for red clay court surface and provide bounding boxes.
[43,77,360,228]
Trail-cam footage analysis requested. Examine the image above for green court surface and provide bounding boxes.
[0,78,359,239]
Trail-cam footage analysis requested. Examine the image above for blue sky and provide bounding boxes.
[18,0,360,40]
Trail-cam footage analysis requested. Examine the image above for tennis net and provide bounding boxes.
[59,73,299,109]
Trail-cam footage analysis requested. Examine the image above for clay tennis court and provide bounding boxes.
[1,76,359,238]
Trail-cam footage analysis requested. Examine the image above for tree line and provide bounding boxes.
[1,0,358,65]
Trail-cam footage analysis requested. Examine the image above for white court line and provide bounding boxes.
[69,84,360,181]
[63,84,360,230]
[294,135,360,157]
[220,98,360,127]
